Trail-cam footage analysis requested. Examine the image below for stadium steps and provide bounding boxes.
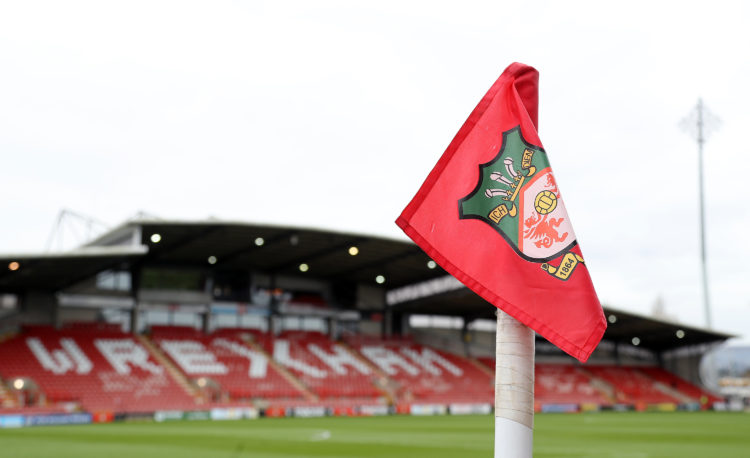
[577,367,618,404]
[337,341,397,403]
[468,357,495,378]
[652,381,695,403]
[0,377,18,408]
[637,367,721,404]
[0,330,17,345]
[241,337,318,402]
[136,335,205,404]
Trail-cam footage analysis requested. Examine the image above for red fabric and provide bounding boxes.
[396,63,605,362]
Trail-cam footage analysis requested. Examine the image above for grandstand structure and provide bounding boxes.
[0,219,730,417]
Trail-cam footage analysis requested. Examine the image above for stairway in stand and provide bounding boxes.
[0,377,17,408]
[241,337,318,402]
[137,335,204,405]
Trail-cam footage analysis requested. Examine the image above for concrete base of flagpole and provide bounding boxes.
[494,309,535,458]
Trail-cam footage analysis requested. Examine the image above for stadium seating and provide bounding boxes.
[477,357,494,371]
[535,364,611,405]
[585,365,682,404]
[346,337,494,404]
[0,324,722,413]
[255,330,383,400]
[149,326,306,401]
[638,366,722,404]
[0,325,198,412]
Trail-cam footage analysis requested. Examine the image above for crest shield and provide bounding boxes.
[458,127,576,262]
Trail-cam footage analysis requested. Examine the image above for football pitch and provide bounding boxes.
[1,412,748,457]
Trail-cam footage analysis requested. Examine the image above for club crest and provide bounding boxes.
[458,126,583,279]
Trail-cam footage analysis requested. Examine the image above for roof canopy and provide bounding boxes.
[1,220,442,291]
[0,219,733,352]
[387,285,733,352]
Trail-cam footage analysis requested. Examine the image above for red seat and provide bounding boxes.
[0,326,197,413]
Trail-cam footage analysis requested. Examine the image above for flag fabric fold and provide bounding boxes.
[396,63,606,362]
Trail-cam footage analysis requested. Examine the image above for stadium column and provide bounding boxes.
[328,317,337,340]
[201,308,210,334]
[129,264,142,334]
[22,291,58,328]
[377,286,391,339]
[269,274,279,336]
[203,272,214,334]
[52,292,61,329]
[461,317,471,358]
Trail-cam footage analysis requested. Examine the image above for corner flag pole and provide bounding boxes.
[495,309,535,458]
[395,62,606,456]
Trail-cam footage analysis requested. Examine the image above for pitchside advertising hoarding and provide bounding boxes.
[0,413,93,428]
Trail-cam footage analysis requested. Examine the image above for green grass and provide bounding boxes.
[1,412,749,457]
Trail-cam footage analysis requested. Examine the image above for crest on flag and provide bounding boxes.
[458,126,583,279]
[397,63,606,362]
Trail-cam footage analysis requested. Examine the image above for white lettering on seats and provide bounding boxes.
[94,339,163,375]
[308,343,371,375]
[212,338,268,378]
[159,340,227,374]
[400,347,463,376]
[360,346,419,376]
[273,340,326,378]
[26,337,93,375]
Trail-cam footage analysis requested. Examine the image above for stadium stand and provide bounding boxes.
[0,323,728,414]
[0,324,197,412]
[477,358,722,409]
[535,364,612,405]
[638,366,722,404]
[255,330,384,400]
[346,336,494,404]
[149,326,307,402]
[0,378,15,408]
[0,219,731,418]
[584,365,682,405]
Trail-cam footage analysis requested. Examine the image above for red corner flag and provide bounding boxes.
[396,63,606,362]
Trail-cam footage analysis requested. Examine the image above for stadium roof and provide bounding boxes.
[0,246,147,292]
[0,219,734,351]
[387,284,734,352]
[1,219,443,291]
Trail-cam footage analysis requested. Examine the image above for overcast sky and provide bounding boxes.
[1,1,748,341]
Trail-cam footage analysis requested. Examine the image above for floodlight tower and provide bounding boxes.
[45,209,109,252]
[680,99,720,328]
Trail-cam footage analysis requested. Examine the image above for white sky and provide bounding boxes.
[1,1,748,340]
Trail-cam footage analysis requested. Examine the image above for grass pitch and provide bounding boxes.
[1,412,749,457]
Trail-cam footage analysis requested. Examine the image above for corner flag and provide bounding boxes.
[396,63,605,362]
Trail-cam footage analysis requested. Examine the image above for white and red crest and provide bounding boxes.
[518,168,576,260]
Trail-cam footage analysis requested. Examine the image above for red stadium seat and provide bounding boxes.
[0,326,198,413]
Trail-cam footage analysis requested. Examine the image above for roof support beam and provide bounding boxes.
[216,230,297,265]
[326,247,422,278]
[265,237,368,273]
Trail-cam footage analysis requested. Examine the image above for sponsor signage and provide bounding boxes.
[210,408,258,420]
[540,403,579,413]
[292,406,327,418]
[0,415,25,429]
[448,403,492,415]
[183,411,211,421]
[27,413,92,426]
[409,404,447,416]
[359,405,389,416]
[154,410,184,422]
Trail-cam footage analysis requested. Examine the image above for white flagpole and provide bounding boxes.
[495,309,535,458]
